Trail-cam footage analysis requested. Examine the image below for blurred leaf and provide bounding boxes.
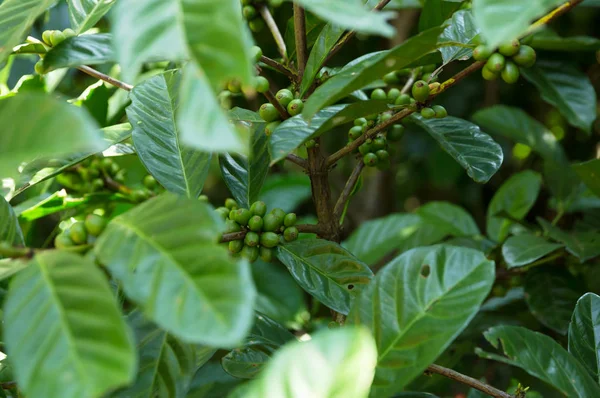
[538,218,600,262]
[276,239,373,315]
[501,234,563,268]
[472,0,564,49]
[482,325,600,397]
[259,173,311,213]
[303,27,443,120]
[412,115,503,183]
[530,28,600,51]
[419,0,462,31]
[521,59,596,133]
[481,287,525,311]
[573,159,600,198]
[233,327,376,398]
[486,170,542,242]
[128,70,211,198]
[0,258,28,281]
[187,361,241,398]
[74,80,110,126]
[41,34,113,73]
[0,93,103,179]
[95,193,256,346]
[68,0,116,33]
[524,268,584,334]
[4,251,135,398]
[349,245,495,397]
[222,313,296,379]
[416,201,480,236]
[0,196,24,246]
[569,293,600,383]
[439,10,480,63]
[17,192,127,221]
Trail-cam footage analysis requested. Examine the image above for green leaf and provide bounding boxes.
[271,102,389,164]
[349,245,495,397]
[113,0,253,86]
[187,361,241,398]
[486,170,542,242]
[573,159,600,198]
[4,251,135,398]
[259,173,312,213]
[569,293,600,383]
[128,70,212,198]
[219,117,270,208]
[439,10,480,63]
[521,59,596,133]
[0,196,24,246]
[0,258,28,281]
[287,0,395,37]
[94,193,256,346]
[418,0,462,31]
[501,234,563,268]
[40,34,113,73]
[482,325,600,397]
[412,115,503,183]
[178,63,246,154]
[472,0,564,49]
[276,239,373,315]
[222,313,296,379]
[68,0,115,33]
[415,201,480,236]
[524,268,584,334]
[538,218,600,262]
[530,28,600,51]
[284,12,326,61]
[0,93,103,179]
[302,27,444,120]
[0,0,56,64]
[234,327,377,398]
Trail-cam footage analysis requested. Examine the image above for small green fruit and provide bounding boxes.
[242,245,259,262]
[270,208,286,220]
[348,126,363,140]
[287,99,304,116]
[248,215,264,232]
[260,247,274,262]
[265,121,281,136]
[512,45,536,68]
[283,227,299,242]
[363,152,379,167]
[131,189,150,203]
[42,30,53,45]
[34,60,46,75]
[387,88,401,103]
[481,67,499,81]
[215,207,230,219]
[422,64,436,73]
[275,89,294,107]
[485,53,506,73]
[229,240,244,254]
[501,60,520,84]
[143,175,157,190]
[420,107,435,119]
[284,213,297,227]
[225,219,241,234]
[227,79,241,93]
[473,45,493,61]
[234,208,253,226]
[358,142,372,156]
[498,39,520,57]
[69,222,88,245]
[370,88,387,101]
[388,124,405,142]
[395,94,411,106]
[244,232,260,247]
[255,76,270,93]
[376,150,390,162]
[250,46,263,63]
[248,19,265,32]
[198,195,209,202]
[263,214,282,232]
[50,30,66,46]
[242,5,257,19]
[85,214,107,236]
[63,28,76,38]
[259,103,280,122]
[382,71,399,84]
[372,136,387,151]
[432,105,448,118]
[91,178,104,191]
[411,80,430,102]
[250,201,267,217]
[229,209,237,220]
[260,232,280,248]
[225,198,238,209]
[55,233,75,249]
[354,118,367,126]
[379,112,392,124]
[305,139,316,149]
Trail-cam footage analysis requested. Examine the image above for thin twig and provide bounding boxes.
[333,161,365,220]
[220,224,322,243]
[221,231,246,243]
[263,88,290,120]
[260,55,297,80]
[400,68,419,94]
[427,364,513,398]
[293,3,308,82]
[77,65,133,91]
[286,154,308,169]
[259,5,287,62]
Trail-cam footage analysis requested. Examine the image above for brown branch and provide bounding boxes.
[263,88,290,120]
[260,55,297,80]
[220,224,322,243]
[427,364,513,398]
[259,5,287,61]
[286,153,308,169]
[293,3,308,82]
[221,231,246,243]
[77,65,133,91]
[333,161,365,221]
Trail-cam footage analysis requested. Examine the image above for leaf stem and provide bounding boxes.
[333,161,365,221]
[293,3,308,82]
[286,154,308,169]
[427,364,513,398]
[259,5,288,62]
[400,68,419,95]
[260,55,297,80]
[77,65,133,91]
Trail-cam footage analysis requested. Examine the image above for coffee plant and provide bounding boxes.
[0,0,599,397]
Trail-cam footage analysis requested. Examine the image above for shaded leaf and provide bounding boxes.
[573,159,600,198]
[419,0,462,31]
[0,258,28,281]
[41,34,113,73]
[259,173,312,213]
[538,218,600,262]
[569,293,600,383]
[415,201,480,236]
[187,361,241,398]
[0,196,24,246]
[530,28,600,51]
[439,10,480,63]
[501,234,563,268]
[67,0,116,33]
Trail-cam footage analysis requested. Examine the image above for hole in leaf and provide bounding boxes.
[420,264,431,278]
[347,284,355,290]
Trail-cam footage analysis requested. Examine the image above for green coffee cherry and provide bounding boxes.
[305,139,316,149]
[55,233,75,249]
[225,198,238,209]
[481,67,498,81]
[432,105,447,118]
[485,53,506,73]
[379,112,392,124]
[69,222,88,245]
[382,71,399,84]
[268,0,284,7]
[260,247,274,262]
[388,124,405,142]
[387,88,401,103]
[34,60,46,75]
[90,178,104,191]
[348,126,363,140]
[501,61,520,84]
[250,46,263,63]
[255,76,270,93]
[265,121,281,136]
[422,64,436,73]
[365,113,379,121]
[354,118,367,126]
[215,207,230,219]
[85,214,107,236]
[512,45,536,68]
[259,103,280,122]
[472,45,493,61]
[250,201,267,217]
[225,219,241,234]
[143,175,157,190]
[287,99,304,116]
[248,215,264,232]
[275,89,294,107]
[263,214,282,232]
[498,39,520,57]
[227,80,242,93]
[420,107,435,119]
[359,141,372,156]
[229,240,244,254]
[244,232,260,247]
[395,94,411,106]
[242,245,259,262]
[42,30,53,45]
[242,5,257,19]
[218,90,232,110]
[229,209,237,220]
[372,136,387,151]
[131,189,150,203]
[411,80,430,102]
[198,195,209,202]
[363,152,378,167]
[63,28,76,39]
[234,208,253,226]
[50,30,66,46]
[260,232,280,248]
[249,19,265,32]
[376,150,390,162]
[370,88,387,101]
[284,213,297,227]
[283,226,299,242]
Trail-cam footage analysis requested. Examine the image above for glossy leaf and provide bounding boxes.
[41,34,113,73]
[0,196,24,246]
[524,268,584,334]
[472,0,564,49]
[349,245,495,397]
[68,0,116,33]
[569,293,600,383]
[538,218,600,262]
[439,10,480,63]
[113,0,253,86]
[418,0,462,31]
[502,234,563,268]
[0,93,103,178]
[95,193,256,346]
[300,23,345,95]
[530,28,600,51]
[0,0,56,64]
[521,59,596,133]
[482,325,600,397]
[288,0,395,37]
[128,70,212,198]
[486,170,542,242]
[4,251,136,398]
[415,201,480,236]
[412,115,503,183]
[259,173,312,213]
[276,239,373,315]
[303,27,444,120]
[573,159,600,197]
[236,327,377,398]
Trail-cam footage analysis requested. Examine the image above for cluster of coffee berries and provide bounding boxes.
[54,214,108,249]
[260,88,303,134]
[382,64,438,86]
[355,127,391,170]
[218,46,266,110]
[34,28,77,74]
[215,199,298,262]
[473,40,536,83]
[241,0,283,32]
[410,80,448,119]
